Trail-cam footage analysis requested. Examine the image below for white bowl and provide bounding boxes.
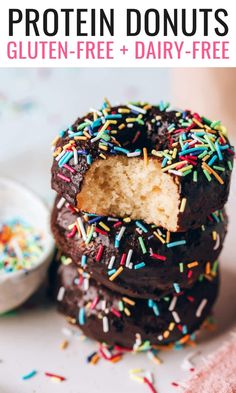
[0,177,54,313]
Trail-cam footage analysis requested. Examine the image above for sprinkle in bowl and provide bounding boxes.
[0,177,54,313]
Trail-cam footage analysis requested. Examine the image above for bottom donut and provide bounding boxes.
[55,259,219,349]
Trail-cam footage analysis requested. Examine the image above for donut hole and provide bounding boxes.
[76,156,180,231]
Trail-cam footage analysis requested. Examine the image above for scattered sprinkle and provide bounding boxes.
[45,372,66,382]
[22,370,37,380]
[60,340,69,350]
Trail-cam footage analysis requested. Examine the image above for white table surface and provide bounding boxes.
[0,69,235,393]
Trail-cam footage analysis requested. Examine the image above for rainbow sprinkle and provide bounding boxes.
[21,370,37,380]
[44,372,66,382]
[129,369,158,393]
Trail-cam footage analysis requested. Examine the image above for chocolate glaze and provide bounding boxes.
[55,261,219,348]
[51,196,226,299]
[51,103,234,231]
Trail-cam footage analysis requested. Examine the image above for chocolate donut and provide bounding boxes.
[55,260,219,348]
[51,100,234,232]
[51,195,226,299]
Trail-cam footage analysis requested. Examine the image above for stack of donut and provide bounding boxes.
[50,100,234,349]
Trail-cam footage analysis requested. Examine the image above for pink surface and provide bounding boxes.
[184,339,236,393]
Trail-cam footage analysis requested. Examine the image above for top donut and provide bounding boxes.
[51,99,234,232]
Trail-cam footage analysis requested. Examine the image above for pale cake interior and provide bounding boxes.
[77,156,180,231]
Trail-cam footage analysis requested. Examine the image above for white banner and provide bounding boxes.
[0,0,235,67]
